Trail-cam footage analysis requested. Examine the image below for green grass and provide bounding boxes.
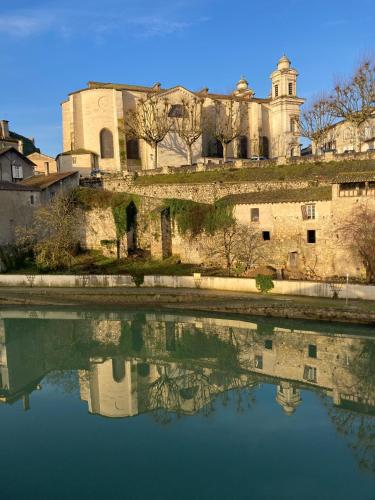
[9,252,209,276]
[134,160,375,186]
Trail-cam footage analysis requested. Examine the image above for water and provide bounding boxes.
[0,307,374,500]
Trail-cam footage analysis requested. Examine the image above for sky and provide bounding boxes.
[1,0,374,156]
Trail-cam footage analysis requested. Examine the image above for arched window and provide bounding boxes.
[126,139,140,160]
[100,128,114,158]
[238,136,248,158]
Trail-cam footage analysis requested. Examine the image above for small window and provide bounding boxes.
[255,355,263,369]
[262,231,271,241]
[274,84,279,97]
[264,339,273,350]
[307,230,316,244]
[12,164,23,179]
[44,161,49,168]
[30,195,34,205]
[306,204,315,219]
[308,344,317,358]
[288,82,293,95]
[303,365,317,383]
[168,104,186,118]
[251,208,259,222]
[72,157,77,165]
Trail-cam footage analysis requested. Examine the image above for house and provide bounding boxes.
[0,181,41,245]
[0,147,35,183]
[27,152,57,175]
[20,171,80,203]
[0,119,40,156]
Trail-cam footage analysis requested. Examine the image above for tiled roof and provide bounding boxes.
[220,186,332,205]
[0,180,40,192]
[333,172,375,183]
[20,171,78,189]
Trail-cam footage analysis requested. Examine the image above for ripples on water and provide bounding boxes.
[0,308,374,499]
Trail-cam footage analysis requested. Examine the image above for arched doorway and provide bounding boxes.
[112,357,125,383]
[161,208,172,259]
[126,202,137,254]
[238,136,248,158]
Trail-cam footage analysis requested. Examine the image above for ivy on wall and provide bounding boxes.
[164,198,234,237]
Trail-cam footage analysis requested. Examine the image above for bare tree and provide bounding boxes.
[172,97,204,165]
[299,94,337,154]
[339,204,375,283]
[211,99,246,162]
[200,223,265,275]
[330,60,375,151]
[125,94,171,169]
[16,194,79,271]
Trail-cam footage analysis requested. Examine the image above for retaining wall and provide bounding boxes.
[0,274,374,301]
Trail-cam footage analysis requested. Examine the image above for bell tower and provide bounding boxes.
[269,55,304,158]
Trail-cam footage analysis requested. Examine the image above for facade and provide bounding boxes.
[0,182,41,246]
[0,147,35,183]
[61,55,304,173]
[27,152,57,176]
[20,171,80,203]
[316,115,375,155]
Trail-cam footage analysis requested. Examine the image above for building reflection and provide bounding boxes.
[0,311,374,421]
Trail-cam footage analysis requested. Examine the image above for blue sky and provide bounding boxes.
[1,0,374,156]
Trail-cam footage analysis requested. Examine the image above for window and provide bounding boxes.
[12,164,23,179]
[30,195,34,205]
[255,355,263,369]
[307,230,316,244]
[288,82,293,95]
[72,157,77,165]
[290,118,295,132]
[168,104,186,118]
[303,365,317,383]
[100,128,114,158]
[262,231,271,241]
[126,139,140,160]
[44,161,49,171]
[274,84,279,97]
[251,208,259,222]
[302,204,316,220]
[264,339,273,350]
[308,344,317,358]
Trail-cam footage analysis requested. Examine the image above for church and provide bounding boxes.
[61,56,304,174]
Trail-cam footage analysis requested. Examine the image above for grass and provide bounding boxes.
[134,159,375,186]
[9,252,210,276]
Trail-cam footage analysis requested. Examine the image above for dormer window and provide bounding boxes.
[288,82,293,95]
[274,85,279,97]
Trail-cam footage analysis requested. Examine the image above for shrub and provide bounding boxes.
[130,271,144,287]
[256,274,274,294]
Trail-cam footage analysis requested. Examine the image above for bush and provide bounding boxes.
[130,271,144,287]
[256,274,274,294]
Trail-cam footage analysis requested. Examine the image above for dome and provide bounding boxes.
[236,76,249,91]
[278,54,291,70]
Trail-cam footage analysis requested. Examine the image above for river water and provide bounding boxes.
[0,307,374,499]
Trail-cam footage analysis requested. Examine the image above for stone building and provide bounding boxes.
[27,152,57,176]
[0,119,40,156]
[316,114,375,155]
[20,171,80,203]
[0,147,35,183]
[0,181,41,246]
[61,55,304,173]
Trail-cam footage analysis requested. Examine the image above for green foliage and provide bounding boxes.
[130,270,145,287]
[256,274,275,294]
[165,198,234,237]
[0,245,29,271]
[100,239,116,247]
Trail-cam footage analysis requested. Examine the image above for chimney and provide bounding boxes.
[18,140,24,154]
[0,120,9,138]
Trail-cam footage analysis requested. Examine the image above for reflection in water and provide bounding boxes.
[0,309,374,472]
